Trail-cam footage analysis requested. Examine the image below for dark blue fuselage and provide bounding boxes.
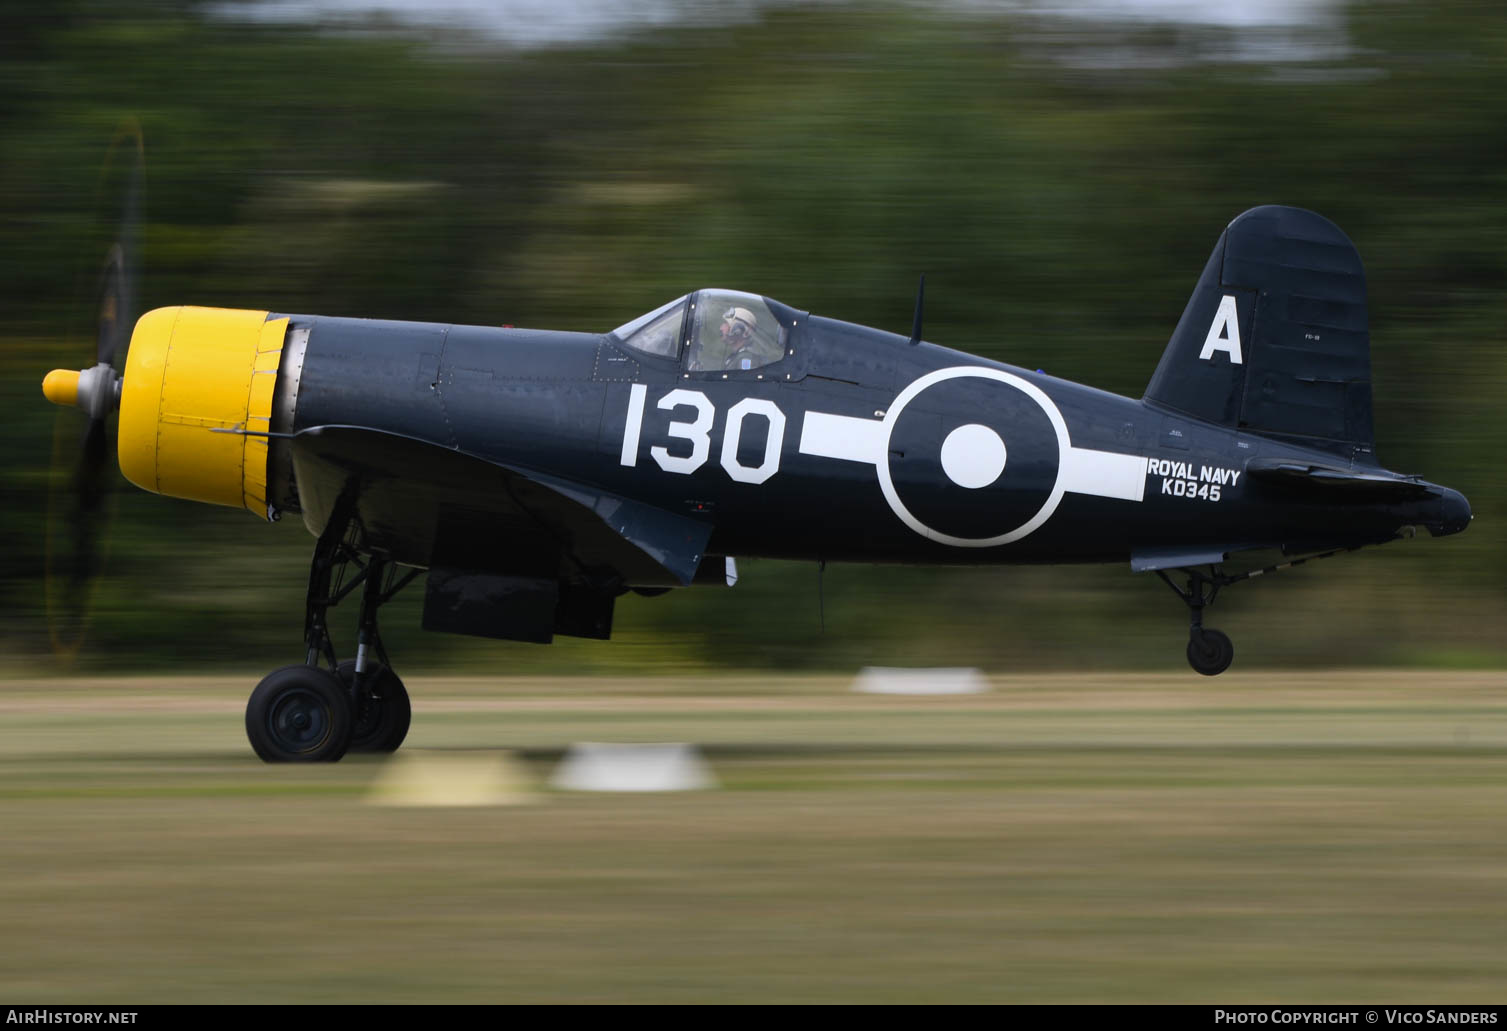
[285,305,1457,575]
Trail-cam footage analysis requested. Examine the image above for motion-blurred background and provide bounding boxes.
[4,0,1503,676]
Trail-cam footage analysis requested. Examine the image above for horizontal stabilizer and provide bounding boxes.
[1132,545,1247,573]
[1244,458,1432,497]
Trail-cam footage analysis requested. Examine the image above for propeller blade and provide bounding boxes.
[98,124,142,369]
[45,412,113,659]
[43,122,143,662]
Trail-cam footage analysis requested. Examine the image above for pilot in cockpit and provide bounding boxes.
[719,306,775,371]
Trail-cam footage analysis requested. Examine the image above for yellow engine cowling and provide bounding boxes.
[119,306,289,516]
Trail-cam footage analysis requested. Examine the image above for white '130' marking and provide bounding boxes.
[649,388,713,474]
[621,384,786,483]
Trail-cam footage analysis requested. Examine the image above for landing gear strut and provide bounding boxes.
[245,506,419,763]
[1157,567,1237,676]
[337,659,411,754]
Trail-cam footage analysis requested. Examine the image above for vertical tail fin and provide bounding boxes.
[1144,206,1375,463]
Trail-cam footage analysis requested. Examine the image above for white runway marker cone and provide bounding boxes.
[550,742,717,792]
[851,667,989,695]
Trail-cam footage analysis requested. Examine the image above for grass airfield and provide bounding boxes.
[1,670,1505,1004]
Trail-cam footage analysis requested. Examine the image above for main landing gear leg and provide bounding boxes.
[244,506,419,763]
[1156,567,1235,676]
[337,552,414,754]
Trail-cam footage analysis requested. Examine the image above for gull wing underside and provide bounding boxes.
[288,425,712,588]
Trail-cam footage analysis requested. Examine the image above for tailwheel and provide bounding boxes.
[245,665,354,763]
[337,659,411,754]
[1187,627,1234,676]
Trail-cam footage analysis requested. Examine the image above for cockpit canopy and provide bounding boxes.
[611,290,799,373]
[610,295,686,360]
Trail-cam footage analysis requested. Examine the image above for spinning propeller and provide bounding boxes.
[41,125,142,660]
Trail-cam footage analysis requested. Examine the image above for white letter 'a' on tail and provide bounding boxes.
[1198,294,1243,364]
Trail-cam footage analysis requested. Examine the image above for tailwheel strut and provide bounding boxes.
[1155,546,1365,677]
[1156,566,1236,676]
[246,501,419,763]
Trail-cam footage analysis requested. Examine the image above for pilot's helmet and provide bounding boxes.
[721,306,758,344]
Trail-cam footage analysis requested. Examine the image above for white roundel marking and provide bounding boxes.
[939,423,1006,489]
[876,366,1071,548]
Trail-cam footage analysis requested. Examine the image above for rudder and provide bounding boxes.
[1143,206,1375,463]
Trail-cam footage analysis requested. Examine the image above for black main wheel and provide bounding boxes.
[1187,627,1235,676]
[336,659,412,754]
[245,665,354,762]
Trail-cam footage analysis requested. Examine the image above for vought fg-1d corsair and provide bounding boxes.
[43,192,1471,761]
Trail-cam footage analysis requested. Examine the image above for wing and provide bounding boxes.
[288,425,712,587]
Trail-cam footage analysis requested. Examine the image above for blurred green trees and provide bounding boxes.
[3,1,1503,673]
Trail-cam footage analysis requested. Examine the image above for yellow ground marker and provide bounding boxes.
[365,750,536,807]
